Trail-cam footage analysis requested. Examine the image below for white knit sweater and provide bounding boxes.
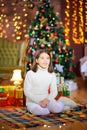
[24,66,57,106]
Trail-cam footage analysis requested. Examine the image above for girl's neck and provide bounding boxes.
[38,65,48,71]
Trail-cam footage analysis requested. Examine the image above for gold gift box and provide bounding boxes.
[15,88,23,99]
[0,86,14,96]
[0,86,23,97]
[0,86,24,106]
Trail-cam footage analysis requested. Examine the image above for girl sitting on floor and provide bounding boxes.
[24,49,77,115]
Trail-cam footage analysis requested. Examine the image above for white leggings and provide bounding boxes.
[27,99,64,115]
[27,97,77,115]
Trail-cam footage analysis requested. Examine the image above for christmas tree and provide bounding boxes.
[25,0,76,80]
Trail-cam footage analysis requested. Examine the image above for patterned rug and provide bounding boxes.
[0,104,87,129]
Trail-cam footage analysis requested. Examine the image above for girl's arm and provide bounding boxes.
[24,72,39,103]
[47,73,57,100]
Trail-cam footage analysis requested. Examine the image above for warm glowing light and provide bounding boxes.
[5,35,7,38]
[12,2,15,6]
[1,3,4,6]
[12,34,15,37]
[16,36,21,40]
[72,0,84,44]
[19,32,22,35]
[13,8,16,11]
[0,0,86,43]
[44,124,47,127]
[14,29,17,32]
[6,24,9,28]
[23,8,26,11]
[23,24,26,27]
[24,13,28,16]
[59,125,62,128]
[18,16,21,19]
[3,30,6,33]
[5,19,8,23]
[64,0,70,45]
[65,0,85,44]
[11,69,23,88]
[23,29,27,33]
[3,14,6,17]
[19,21,22,25]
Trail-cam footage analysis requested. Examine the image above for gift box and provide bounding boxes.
[0,92,7,107]
[0,88,4,93]
[0,86,23,106]
[57,84,70,97]
[15,88,23,106]
[7,88,23,106]
[56,74,64,84]
[6,86,15,97]
[0,85,15,96]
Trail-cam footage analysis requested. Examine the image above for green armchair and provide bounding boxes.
[0,38,22,79]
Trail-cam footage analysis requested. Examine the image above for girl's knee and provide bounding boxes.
[47,100,64,113]
[27,104,50,115]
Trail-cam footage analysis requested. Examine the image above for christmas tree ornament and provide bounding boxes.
[41,44,45,48]
[25,34,30,39]
[39,16,47,24]
[58,41,62,46]
[54,32,58,36]
[34,25,38,30]
[47,43,51,47]
[40,24,43,28]
[69,67,73,72]
[27,49,31,54]
[29,32,33,37]
[46,24,50,30]
[72,57,75,61]
[41,9,45,13]
[45,3,50,8]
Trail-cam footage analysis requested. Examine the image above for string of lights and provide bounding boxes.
[0,0,50,42]
[64,0,70,46]
[65,0,86,44]
[0,0,86,43]
[72,0,84,44]
[0,0,29,42]
[85,1,87,43]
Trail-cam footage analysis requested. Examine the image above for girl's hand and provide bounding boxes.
[39,98,50,108]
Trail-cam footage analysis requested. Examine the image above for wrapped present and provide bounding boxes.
[7,88,23,106]
[0,85,15,96]
[15,88,23,106]
[0,86,23,106]
[7,96,15,106]
[0,88,4,93]
[15,88,23,99]
[56,74,60,84]
[6,86,15,97]
[0,92,7,107]
[57,84,70,97]
[63,86,70,96]
[60,77,64,84]
[56,74,64,84]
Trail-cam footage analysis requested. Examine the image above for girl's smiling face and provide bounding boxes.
[36,52,50,69]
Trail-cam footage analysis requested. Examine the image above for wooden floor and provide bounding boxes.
[0,77,87,130]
